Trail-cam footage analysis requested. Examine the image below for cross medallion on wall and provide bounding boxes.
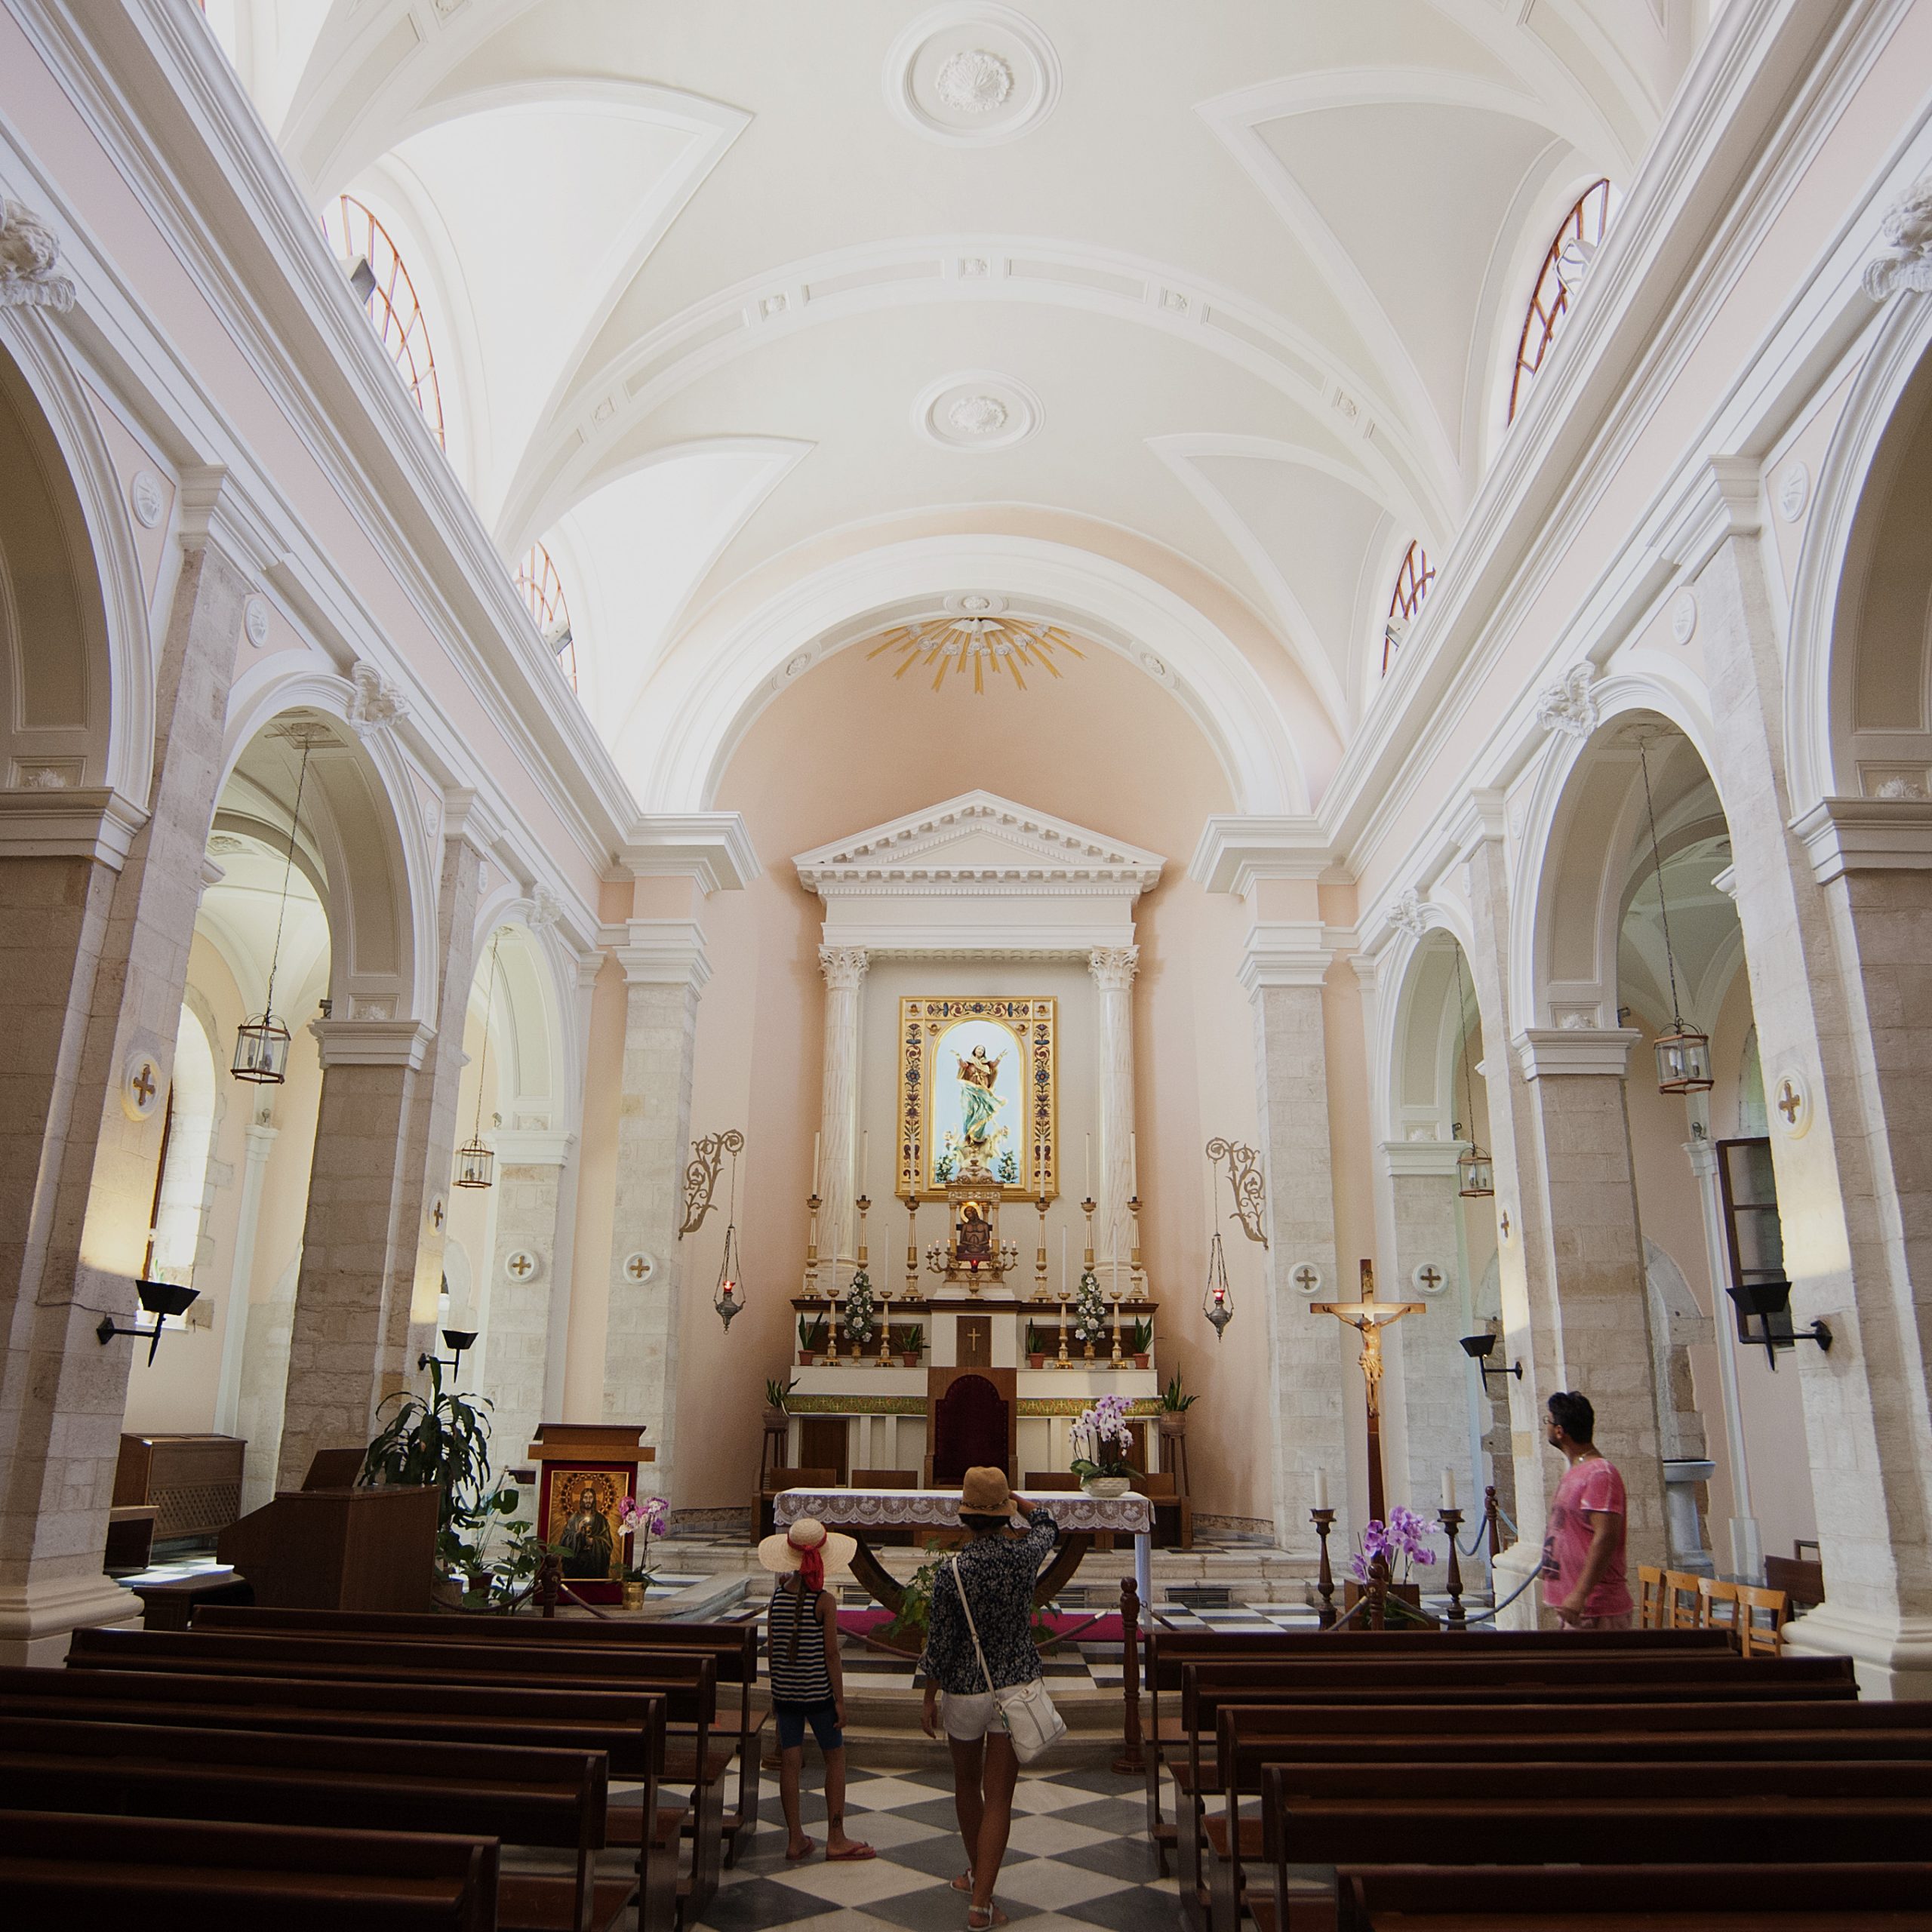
[1499,1211,1511,1239]
[132,1063,156,1106]
[1778,1082,1801,1124]
[1417,1266,1443,1294]
[506,1252,534,1279]
[1772,1070,1811,1138]
[431,1198,445,1232]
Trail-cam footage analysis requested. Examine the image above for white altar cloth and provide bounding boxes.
[773,1485,1152,1537]
[774,1484,1154,1604]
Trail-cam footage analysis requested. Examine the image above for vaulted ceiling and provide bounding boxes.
[204,0,1710,798]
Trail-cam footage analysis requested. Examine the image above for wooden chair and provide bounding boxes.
[1699,1574,1741,1640]
[1636,1564,1666,1629]
[1143,1469,1195,1551]
[1663,1568,1704,1629]
[1736,1581,1790,1657]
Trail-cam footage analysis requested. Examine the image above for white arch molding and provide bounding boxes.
[1785,290,1932,817]
[632,535,1312,816]
[466,885,585,1137]
[217,663,440,1027]
[1509,666,1724,1034]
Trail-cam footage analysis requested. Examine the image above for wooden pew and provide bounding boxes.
[1260,1782,1932,1932]
[1140,1625,1733,1871]
[1169,1655,1860,1930]
[192,1602,766,1864]
[66,1626,725,1923]
[0,1666,677,1932]
[0,1807,498,1931]
[1215,1749,1932,1932]
[1329,1862,1932,1930]
[0,1718,620,1932]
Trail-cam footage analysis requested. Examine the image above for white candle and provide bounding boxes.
[1131,1131,1139,1196]
[1313,1469,1330,1512]
[1084,1134,1093,1198]
[812,1133,821,1195]
[861,1131,869,1195]
[1441,1467,1457,1512]
[1061,1226,1068,1291]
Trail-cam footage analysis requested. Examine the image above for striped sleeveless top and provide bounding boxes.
[767,1577,835,1706]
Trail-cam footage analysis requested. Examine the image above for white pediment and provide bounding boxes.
[794,792,1164,955]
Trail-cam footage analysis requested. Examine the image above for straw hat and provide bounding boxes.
[758,1515,857,1574]
[960,1466,1020,1516]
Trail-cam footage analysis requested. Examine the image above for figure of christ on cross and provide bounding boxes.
[1309,1259,1426,1525]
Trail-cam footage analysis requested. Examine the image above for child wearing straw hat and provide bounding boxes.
[758,1515,875,1862]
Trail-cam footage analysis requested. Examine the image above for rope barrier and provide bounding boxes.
[1461,1562,1540,1626]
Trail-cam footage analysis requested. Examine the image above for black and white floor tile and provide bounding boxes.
[694,1761,1177,1932]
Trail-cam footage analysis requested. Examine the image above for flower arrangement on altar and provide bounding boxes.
[1072,1266,1109,1349]
[841,1269,878,1347]
[1069,1393,1139,1495]
[618,1493,668,1592]
[1347,1503,1439,1586]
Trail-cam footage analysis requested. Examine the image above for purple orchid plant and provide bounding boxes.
[1069,1392,1138,1481]
[1347,1503,1441,1585]
[617,1493,668,1586]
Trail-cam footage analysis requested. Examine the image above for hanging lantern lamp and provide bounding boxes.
[232,734,312,1085]
[713,1140,745,1329]
[1451,947,1495,1198]
[1638,740,1714,1095]
[1201,1228,1234,1340]
[454,930,503,1189]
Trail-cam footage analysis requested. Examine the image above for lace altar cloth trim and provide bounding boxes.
[774,1486,1152,1534]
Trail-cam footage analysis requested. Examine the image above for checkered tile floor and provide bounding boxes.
[694,1761,1175,1932]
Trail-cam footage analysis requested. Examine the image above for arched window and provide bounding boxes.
[1383,541,1435,675]
[515,541,577,690]
[322,195,446,448]
[1509,180,1614,424]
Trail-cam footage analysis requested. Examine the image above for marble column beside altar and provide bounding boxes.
[1091,946,1139,1278]
[817,946,869,1275]
[601,922,708,1501]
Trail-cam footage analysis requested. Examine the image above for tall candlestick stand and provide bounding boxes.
[1057,1301,1070,1367]
[804,1192,822,1300]
[1034,1189,1051,1302]
[1128,1193,1144,1298]
[1081,1195,1098,1361]
[904,1197,921,1306]
[1311,1508,1337,1629]
[824,1255,841,1367]
[1438,1507,1466,1629]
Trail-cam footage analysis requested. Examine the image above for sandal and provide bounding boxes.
[967,1907,1008,1929]
[825,1842,876,1861]
[950,1873,975,1894]
[784,1838,816,1861]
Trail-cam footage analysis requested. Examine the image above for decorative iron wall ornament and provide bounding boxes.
[680,1128,746,1238]
[1205,1137,1268,1248]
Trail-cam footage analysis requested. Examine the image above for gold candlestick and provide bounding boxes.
[1128,1192,1143,1300]
[825,1257,841,1367]
[804,1192,822,1300]
[904,1196,921,1306]
[1081,1196,1097,1360]
[876,1287,893,1366]
[1034,1188,1051,1302]
[1057,1302,1070,1366]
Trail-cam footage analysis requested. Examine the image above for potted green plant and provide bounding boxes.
[798,1312,827,1366]
[1157,1370,1197,1438]
[898,1323,923,1367]
[1025,1323,1051,1370]
[764,1377,795,1432]
[1128,1318,1154,1371]
[359,1354,518,1592]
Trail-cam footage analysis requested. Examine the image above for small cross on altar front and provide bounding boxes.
[1311,1259,1426,1524]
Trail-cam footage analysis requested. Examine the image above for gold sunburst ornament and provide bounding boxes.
[869,617,1084,694]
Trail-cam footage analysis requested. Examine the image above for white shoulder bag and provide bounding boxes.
[949,1554,1067,1764]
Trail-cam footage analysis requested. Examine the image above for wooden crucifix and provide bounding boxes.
[1310,1260,1426,1525]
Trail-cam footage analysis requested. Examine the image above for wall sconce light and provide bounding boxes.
[1724,1279,1832,1371]
[98,1278,201,1366]
[418,1327,478,1380]
[1459,1331,1522,1390]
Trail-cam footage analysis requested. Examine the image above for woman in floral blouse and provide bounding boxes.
[918,1466,1058,1929]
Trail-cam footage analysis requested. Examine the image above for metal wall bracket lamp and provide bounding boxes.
[418,1327,478,1380]
[1459,1331,1523,1389]
[1725,1280,1832,1371]
[97,1279,200,1366]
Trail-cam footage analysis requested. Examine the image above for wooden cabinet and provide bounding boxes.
[114,1433,246,1541]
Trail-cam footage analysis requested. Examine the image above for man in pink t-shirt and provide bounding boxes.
[1540,1389,1633,1629]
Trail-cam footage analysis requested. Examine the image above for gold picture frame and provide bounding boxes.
[900,996,1057,1201]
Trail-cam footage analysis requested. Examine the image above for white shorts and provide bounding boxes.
[939,1690,998,1742]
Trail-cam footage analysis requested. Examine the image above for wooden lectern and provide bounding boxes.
[526,1422,653,1606]
[216,1467,439,1611]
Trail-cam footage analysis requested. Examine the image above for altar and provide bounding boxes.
[774,1483,1155,1614]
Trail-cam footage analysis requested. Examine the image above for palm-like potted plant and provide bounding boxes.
[897,1322,923,1367]
[1157,1370,1197,1438]
[1128,1318,1154,1371]
[1026,1322,1053,1370]
[798,1312,827,1366]
[764,1377,795,1432]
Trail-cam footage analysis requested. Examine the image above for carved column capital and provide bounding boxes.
[0,198,75,313]
[1088,944,1140,991]
[818,944,870,991]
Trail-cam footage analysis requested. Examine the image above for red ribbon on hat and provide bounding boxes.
[789,1523,826,1594]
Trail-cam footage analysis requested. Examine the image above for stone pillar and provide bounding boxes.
[601,921,708,1500]
[212,1117,278,1436]
[1243,928,1346,1550]
[1512,1029,1671,1575]
[0,506,247,1663]
[1684,494,1932,1692]
[275,1018,433,1489]
[1089,946,1139,1284]
[479,1128,574,1470]
[1381,1141,1472,1513]
[816,946,868,1278]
